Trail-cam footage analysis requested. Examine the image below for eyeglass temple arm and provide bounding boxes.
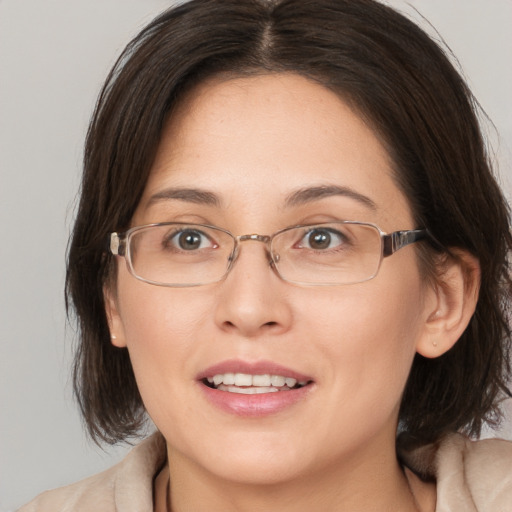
[382,229,428,257]
[109,232,126,256]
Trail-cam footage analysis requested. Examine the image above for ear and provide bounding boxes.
[104,285,127,348]
[416,250,480,359]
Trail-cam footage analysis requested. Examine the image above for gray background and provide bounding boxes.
[1,1,511,509]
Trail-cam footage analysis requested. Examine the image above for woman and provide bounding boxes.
[21,0,512,510]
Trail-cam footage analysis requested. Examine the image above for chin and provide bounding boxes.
[206,456,308,486]
[188,433,314,486]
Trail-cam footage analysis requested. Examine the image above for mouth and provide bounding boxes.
[198,361,314,416]
[202,372,311,394]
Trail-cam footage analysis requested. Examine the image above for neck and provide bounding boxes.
[161,441,429,512]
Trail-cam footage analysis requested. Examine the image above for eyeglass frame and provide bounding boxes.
[109,221,431,287]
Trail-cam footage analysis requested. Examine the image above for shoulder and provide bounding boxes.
[18,433,166,512]
[401,433,512,511]
[435,434,512,511]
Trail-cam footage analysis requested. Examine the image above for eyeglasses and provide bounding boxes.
[109,221,429,287]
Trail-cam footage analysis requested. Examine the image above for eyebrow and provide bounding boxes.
[146,187,221,208]
[284,185,377,210]
[145,184,377,211]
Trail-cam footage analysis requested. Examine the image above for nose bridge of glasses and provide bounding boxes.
[238,234,271,243]
[228,233,274,266]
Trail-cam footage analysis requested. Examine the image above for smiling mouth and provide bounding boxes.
[202,373,311,394]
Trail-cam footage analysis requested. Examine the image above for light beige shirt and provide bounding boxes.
[19,432,512,511]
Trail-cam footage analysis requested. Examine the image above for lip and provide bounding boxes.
[197,359,315,417]
[197,359,313,382]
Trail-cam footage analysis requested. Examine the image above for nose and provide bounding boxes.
[214,239,293,338]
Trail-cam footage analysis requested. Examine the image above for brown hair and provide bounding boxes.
[66,0,512,446]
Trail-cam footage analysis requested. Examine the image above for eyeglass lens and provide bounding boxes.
[125,222,384,286]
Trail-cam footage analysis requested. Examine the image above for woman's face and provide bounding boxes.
[108,74,436,485]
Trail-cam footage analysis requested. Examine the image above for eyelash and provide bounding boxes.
[295,228,352,252]
[162,228,217,252]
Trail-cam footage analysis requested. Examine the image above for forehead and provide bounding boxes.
[155,73,390,171]
[136,73,413,230]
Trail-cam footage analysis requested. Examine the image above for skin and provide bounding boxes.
[106,74,479,511]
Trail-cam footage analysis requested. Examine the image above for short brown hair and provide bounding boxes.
[66,0,512,445]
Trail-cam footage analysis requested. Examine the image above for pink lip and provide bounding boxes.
[197,359,315,417]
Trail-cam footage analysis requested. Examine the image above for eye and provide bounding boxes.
[165,228,216,251]
[298,227,347,250]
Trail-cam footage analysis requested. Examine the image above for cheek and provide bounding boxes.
[117,259,212,345]
[115,277,212,407]
[302,277,423,347]
[297,270,425,409]
[120,290,191,352]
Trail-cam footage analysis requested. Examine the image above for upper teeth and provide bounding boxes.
[207,373,306,388]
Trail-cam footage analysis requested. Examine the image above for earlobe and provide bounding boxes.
[104,285,127,348]
[416,250,480,359]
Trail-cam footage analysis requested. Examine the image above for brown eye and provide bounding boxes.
[178,230,203,250]
[300,228,347,250]
[308,230,332,249]
[163,228,214,252]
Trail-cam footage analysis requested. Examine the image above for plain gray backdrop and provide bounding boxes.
[1,1,511,509]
